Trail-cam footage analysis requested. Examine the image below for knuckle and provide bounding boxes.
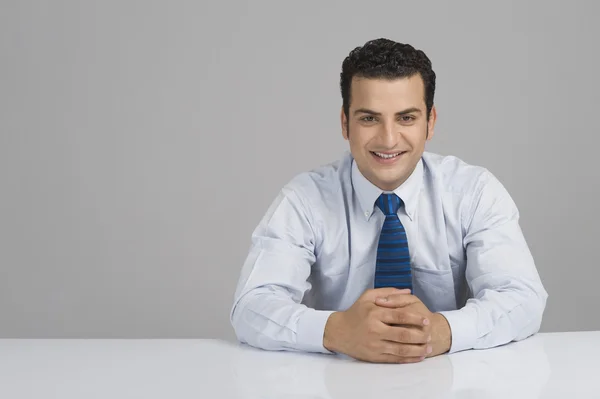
[395,345,408,357]
[367,324,377,335]
[398,330,410,342]
[392,309,406,324]
[364,340,376,353]
[394,312,405,325]
[367,318,379,332]
[367,327,381,341]
[369,305,381,317]
[410,330,423,343]
[380,308,394,323]
[364,302,376,313]
[404,347,415,357]
[412,331,423,344]
[370,339,381,350]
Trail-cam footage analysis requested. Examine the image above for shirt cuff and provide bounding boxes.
[437,309,478,354]
[296,309,336,354]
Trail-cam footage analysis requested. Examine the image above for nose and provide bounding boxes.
[378,121,398,148]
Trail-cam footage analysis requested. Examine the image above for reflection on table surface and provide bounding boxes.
[0,331,598,398]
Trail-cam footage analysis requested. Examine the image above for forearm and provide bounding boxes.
[231,285,335,353]
[455,171,549,353]
[230,183,329,352]
[438,282,547,353]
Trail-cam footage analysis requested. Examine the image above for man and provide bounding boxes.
[230,38,548,363]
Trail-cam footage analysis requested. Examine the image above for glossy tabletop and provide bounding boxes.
[0,331,598,398]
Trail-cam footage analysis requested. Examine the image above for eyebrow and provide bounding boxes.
[353,107,423,116]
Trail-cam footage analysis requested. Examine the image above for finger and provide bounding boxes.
[381,341,431,358]
[365,288,411,301]
[378,308,430,328]
[374,293,420,308]
[382,325,431,344]
[374,354,426,364]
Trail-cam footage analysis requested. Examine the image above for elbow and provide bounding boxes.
[230,296,248,345]
[229,302,281,351]
[516,288,548,340]
[229,292,275,350]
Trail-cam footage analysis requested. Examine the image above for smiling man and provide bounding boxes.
[230,38,548,363]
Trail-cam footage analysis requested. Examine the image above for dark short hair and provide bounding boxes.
[340,38,436,119]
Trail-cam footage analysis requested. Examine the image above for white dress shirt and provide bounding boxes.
[230,151,548,354]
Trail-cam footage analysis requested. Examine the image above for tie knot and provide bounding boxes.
[376,193,403,216]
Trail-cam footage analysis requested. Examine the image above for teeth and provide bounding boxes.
[374,152,400,159]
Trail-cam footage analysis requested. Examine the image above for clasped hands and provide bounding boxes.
[323,288,452,363]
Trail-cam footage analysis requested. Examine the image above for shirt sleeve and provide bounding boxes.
[230,184,335,353]
[438,170,549,353]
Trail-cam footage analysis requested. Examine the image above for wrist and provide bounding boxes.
[430,313,452,356]
[323,311,343,353]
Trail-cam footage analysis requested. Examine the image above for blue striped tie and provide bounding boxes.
[374,193,412,290]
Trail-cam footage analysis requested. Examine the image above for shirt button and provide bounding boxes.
[365,211,370,217]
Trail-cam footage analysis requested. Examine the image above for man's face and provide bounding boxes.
[341,75,436,191]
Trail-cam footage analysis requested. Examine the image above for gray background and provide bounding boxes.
[1,0,598,339]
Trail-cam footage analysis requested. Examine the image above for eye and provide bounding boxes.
[360,116,377,123]
[399,115,415,123]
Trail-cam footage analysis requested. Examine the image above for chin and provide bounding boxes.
[377,172,408,189]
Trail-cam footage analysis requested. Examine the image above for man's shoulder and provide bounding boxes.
[422,151,494,195]
[283,152,351,199]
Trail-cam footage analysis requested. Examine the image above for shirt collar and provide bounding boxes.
[351,156,423,221]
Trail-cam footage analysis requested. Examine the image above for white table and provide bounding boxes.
[0,331,597,398]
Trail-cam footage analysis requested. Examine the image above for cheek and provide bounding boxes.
[405,126,428,147]
[348,128,369,149]
[350,139,367,157]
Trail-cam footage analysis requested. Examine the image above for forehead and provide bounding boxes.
[349,75,426,110]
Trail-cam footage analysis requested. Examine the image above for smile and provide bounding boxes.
[372,151,402,159]
[370,151,406,163]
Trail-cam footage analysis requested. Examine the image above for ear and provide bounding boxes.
[341,107,349,140]
[426,105,437,141]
